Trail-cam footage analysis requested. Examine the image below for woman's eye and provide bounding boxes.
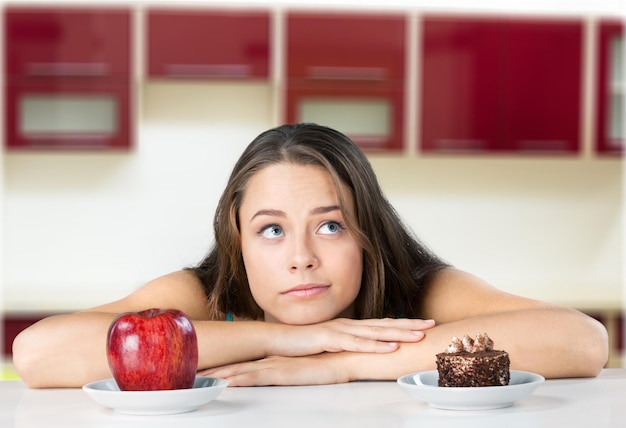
[319,221,344,235]
[260,225,283,239]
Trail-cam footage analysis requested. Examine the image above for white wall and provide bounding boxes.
[371,156,622,307]
[1,0,624,312]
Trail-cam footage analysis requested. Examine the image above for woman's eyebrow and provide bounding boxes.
[310,205,341,215]
[250,205,340,221]
[250,209,285,221]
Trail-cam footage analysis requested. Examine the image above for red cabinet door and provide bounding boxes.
[286,13,406,151]
[5,7,130,78]
[147,9,270,79]
[5,80,131,150]
[287,12,405,81]
[595,19,624,155]
[503,19,582,152]
[421,16,583,154]
[421,17,502,152]
[4,7,132,150]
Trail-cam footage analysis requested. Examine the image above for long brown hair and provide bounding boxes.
[188,123,448,320]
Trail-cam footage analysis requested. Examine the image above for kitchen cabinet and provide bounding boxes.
[421,16,583,154]
[595,19,624,155]
[147,9,270,79]
[4,7,132,150]
[286,12,406,151]
[3,313,63,357]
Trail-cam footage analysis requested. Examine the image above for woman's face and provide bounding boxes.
[239,162,363,325]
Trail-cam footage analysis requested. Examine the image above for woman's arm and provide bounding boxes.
[12,270,435,388]
[12,270,212,388]
[344,305,608,381]
[409,268,609,378]
[202,269,609,386]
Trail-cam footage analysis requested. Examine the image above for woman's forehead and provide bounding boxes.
[240,163,355,215]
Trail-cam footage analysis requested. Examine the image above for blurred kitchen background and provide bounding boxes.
[1,0,624,379]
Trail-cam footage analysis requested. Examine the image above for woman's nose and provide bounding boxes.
[289,235,319,271]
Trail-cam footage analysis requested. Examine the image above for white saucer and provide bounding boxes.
[397,370,544,410]
[82,376,228,415]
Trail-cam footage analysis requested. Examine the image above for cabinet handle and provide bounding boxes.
[20,135,111,149]
[351,135,387,147]
[517,140,570,151]
[27,63,109,77]
[307,66,386,81]
[163,64,252,78]
[434,139,487,151]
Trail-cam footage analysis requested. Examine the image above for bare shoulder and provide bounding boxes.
[83,270,214,320]
[419,268,553,323]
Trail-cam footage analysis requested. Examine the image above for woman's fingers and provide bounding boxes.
[331,317,435,341]
[266,318,436,357]
[198,354,348,386]
[315,318,435,353]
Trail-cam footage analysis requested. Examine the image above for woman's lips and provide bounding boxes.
[282,284,329,298]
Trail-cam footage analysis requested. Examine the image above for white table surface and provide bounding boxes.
[1,369,625,428]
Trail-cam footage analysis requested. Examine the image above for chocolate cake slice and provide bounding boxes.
[436,333,510,387]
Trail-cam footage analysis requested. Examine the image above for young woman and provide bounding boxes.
[12,123,608,388]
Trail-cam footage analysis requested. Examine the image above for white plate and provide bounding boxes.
[82,376,228,415]
[397,370,544,410]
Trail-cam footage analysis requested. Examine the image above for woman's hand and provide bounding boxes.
[197,319,435,385]
[198,353,353,386]
[266,317,435,357]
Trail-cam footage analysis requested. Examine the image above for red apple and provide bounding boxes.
[106,308,198,391]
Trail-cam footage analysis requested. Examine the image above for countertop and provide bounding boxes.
[1,369,625,427]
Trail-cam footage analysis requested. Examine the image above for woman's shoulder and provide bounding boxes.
[420,267,550,322]
[87,270,217,320]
